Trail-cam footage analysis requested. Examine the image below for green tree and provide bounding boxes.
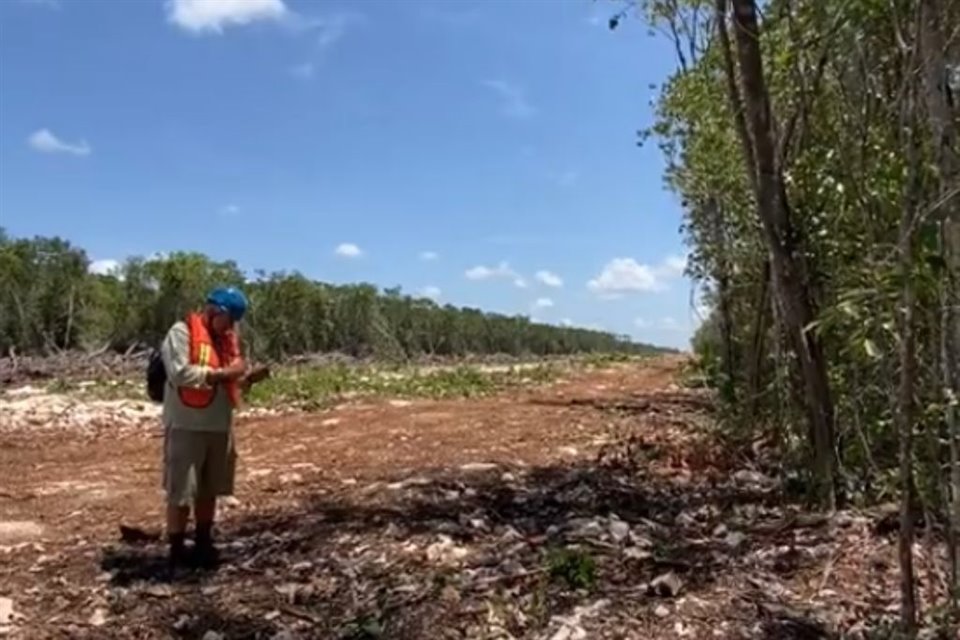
[0,230,663,362]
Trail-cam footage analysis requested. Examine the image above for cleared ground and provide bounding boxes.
[0,357,948,639]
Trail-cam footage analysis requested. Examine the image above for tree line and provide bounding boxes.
[0,228,659,362]
[624,0,957,629]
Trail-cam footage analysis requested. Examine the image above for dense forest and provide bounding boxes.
[0,228,660,361]
[624,0,958,628]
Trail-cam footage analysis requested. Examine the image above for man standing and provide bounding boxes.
[159,286,262,574]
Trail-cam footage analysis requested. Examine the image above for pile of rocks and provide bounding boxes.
[0,385,159,433]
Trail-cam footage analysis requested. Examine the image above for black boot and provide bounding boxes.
[193,523,220,570]
[166,532,187,580]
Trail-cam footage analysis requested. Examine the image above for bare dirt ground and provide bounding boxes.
[0,357,950,639]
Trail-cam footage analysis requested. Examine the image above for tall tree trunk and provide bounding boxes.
[896,249,918,634]
[707,197,738,404]
[918,0,960,604]
[944,228,960,608]
[746,259,771,426]
[724,0,839,509]
[896,47,920,631]
[771,286,787,440]
[63,284,76,350]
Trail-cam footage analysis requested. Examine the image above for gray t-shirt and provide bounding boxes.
[160,320,233,432]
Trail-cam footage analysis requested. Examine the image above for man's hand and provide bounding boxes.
[244,364,271,384]
[239,364,271,392]
[207,362,246,385]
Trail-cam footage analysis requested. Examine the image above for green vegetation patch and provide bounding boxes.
[544,546,597,591]
[245,362,560,408]
[30,353,647,408]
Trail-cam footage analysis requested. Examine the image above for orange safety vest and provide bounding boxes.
[178,312,244,408]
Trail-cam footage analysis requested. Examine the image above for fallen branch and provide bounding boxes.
[279,605,322,625]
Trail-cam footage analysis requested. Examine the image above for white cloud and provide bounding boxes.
[420,286,441,300]
[588,258,663,294]
[221,204,240,215]
[284,11,364,48]
[334,242,363,258]
[313,13,353,48]
[27,129,91,156]
[465,265,497,280]
[465,261,530,288]
[285,13,364,77]
[535,270,563,288]
[465,261,513,280]
[166,0,287,33]
[89,259,120,276]
[634,316,687,332]
[662,254,688,276]
[481,80,536,119]
[661,316,681,330]
[560,318,573,327]
[532,297,554,309]
[419,251,439,261]
[587,255,688,296]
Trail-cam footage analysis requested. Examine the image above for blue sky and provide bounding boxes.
[0,0,701,349]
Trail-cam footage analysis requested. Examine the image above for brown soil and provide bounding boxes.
[0,356,948,639]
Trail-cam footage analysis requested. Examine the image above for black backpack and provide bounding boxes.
[146,349,167,403]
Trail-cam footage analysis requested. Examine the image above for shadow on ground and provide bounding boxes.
[89,429,835,640]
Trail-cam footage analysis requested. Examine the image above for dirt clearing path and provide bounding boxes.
[0,357,945,638]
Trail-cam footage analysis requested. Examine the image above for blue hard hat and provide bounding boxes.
[206,286,248,322]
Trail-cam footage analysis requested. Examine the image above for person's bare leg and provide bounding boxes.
[167,504,191,533]
[193,498,218,567]
[164,426,193,571]
[194,498,215,532]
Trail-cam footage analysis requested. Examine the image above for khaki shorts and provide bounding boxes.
[163,427,236,506]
